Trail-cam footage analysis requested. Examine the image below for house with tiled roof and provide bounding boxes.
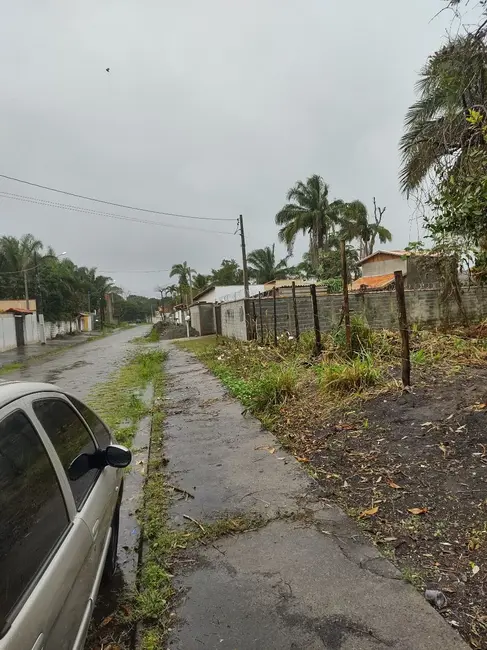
[351,250,444,291]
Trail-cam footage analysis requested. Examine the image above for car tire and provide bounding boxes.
[103,503,120,581]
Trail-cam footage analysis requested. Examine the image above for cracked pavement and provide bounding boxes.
[163,344,469,650]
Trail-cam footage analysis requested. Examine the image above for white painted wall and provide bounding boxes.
[0,314,17,352]
[44,320,79,339]
[361,258,407,277]
[24,314,38,344]
[195,285,265,304]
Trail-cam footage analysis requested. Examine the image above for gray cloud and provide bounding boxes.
[1,0,453,295]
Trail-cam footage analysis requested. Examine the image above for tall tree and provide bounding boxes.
[192,273,211,293]
[275,174,344,269]
[170,261,196,303]
[340,199,391,258]
[210,259,243,285]
[399,34,487,195]
[247,245,289,283]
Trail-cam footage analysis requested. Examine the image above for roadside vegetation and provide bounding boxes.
[87,345,267,650]
[177,324,487,648]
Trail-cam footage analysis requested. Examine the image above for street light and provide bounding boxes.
[34,251,67,344]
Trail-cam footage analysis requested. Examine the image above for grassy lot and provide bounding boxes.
[176,324,487,649]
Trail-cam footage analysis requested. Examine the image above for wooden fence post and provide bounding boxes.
[258,292,264,344]
[291,281,300,341]
[310,284,322,354]
[394,270,411,389]
[340,239,352,353]
[273,287,278,346]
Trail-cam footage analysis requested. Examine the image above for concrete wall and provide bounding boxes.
[221,286,487,341]
[221,299,248,340]
[0,314,17,352]
[361,258,407,277]
[44,320,79,339]
[24,314,38,344]
[190,304,215,336]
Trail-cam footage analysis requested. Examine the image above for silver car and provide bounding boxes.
[0,381,131,650]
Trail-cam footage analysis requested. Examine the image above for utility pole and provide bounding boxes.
[24,269,29,311]
[34,252,46,344]
[238,214,249,298]
[188,272,193,305]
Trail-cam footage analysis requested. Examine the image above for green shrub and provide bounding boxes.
[251,364,298,412]
[316,354,381,393]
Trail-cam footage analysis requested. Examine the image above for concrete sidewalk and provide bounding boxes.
[163,344,468,650]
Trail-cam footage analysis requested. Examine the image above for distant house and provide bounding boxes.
[191,285,264,305]
[351,250,445,291]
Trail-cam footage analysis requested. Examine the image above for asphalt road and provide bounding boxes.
[4,325,150,397]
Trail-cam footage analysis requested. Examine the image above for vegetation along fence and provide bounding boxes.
[219,277,487,389]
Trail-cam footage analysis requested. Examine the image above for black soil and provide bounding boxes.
[303,369,487,648]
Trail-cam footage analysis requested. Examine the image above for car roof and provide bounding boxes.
[0,381,64,410]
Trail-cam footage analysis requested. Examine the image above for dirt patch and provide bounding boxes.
[294,369,487,648]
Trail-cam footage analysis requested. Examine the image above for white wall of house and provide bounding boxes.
[195,285,265,304]
[361,258,407,277]
[24,314,38,344]
[44,320,79,339]
[0,314,17,352]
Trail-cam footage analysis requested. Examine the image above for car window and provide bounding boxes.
[0,410,69,628]
[68,396,111,449]
[33,398,99,509]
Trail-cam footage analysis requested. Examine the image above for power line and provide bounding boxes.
[99,268,170,274]
[0,192,236,236]
[0,173,235,222]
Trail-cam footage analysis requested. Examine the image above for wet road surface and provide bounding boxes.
[163,343,468,650]
[4,325,150,397]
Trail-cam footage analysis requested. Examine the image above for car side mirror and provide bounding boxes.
[68,453,92,481]
[105,444,132,468]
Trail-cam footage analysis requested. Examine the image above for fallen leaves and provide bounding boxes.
[408,507,429,516]
[472,403,486,411]
[387,479,402,489]
[296,456,310,463]
[255,445,276,454]
[359,506,379,518]
[471,562,480,576]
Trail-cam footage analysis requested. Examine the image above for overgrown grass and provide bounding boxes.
[87,348,166,448]
[176,319,487,430]
[131,327,160,345]
[315,353,382,393]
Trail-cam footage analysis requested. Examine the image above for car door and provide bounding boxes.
[0,400,92,650]
[30,394,119,650]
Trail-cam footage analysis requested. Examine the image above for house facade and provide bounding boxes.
[351,250,444,291]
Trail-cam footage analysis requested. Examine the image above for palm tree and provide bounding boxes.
[340,200,392,258]
[0,234,43,271]
[247,245,289,283]
[170,261,196,303]
[399,34,487,195]
[275,175,344,269]
[0,234,44,305]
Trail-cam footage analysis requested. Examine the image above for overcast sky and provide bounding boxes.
[1,1,461,296]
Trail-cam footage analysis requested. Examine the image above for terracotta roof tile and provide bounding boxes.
[350,273,396,291]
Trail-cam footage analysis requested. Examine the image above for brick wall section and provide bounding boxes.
[220,286,487,341]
